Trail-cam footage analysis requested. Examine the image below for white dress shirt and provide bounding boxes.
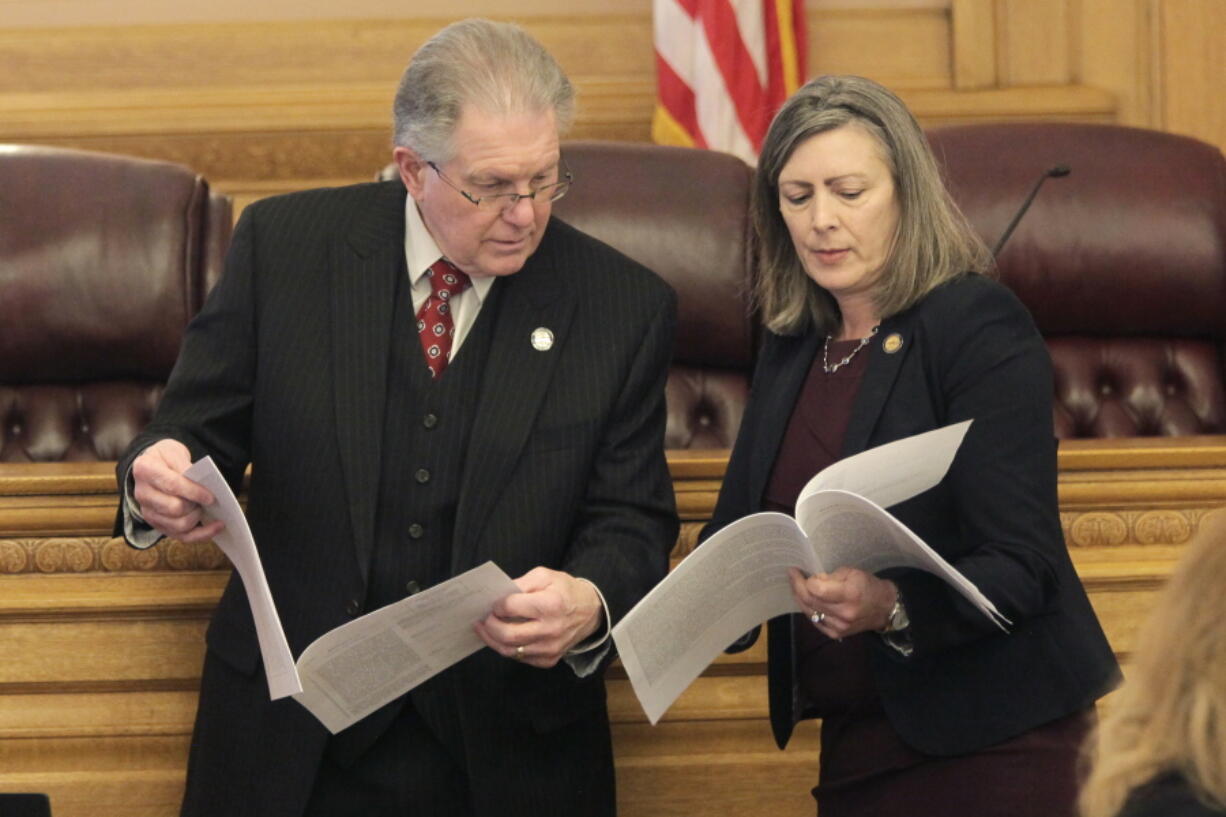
[403,197,495,362]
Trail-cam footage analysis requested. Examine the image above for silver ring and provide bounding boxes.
[810,611,825,625]
[515,645,525,660]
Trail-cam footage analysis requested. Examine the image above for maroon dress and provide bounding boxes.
[762,338,1092,817]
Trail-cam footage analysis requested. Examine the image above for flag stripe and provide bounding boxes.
[778,0,804,94]
[654,52,707,149]
[698,0,770,146]
[652,104,699,149]
[653,0,805,163]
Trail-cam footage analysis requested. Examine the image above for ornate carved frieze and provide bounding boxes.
[0,536,227,574]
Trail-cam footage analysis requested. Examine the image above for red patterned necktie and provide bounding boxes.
[416,258,472,378]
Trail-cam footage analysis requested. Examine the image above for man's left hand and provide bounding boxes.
[474,567,603,668]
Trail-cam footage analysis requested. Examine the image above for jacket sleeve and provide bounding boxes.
[885,279,1068,657]
[561,289,680,632]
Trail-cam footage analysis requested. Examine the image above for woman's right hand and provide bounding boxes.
[790,566,898,639]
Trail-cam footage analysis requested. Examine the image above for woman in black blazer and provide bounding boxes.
[1080,511,1226,817]
[704,75,1120,816]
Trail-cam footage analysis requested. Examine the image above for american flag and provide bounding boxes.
[653,0,807,164]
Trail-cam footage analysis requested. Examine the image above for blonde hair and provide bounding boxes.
[1079,510,1226,817]
[751,75,991,336]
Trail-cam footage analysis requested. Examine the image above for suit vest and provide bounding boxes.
[366,270,501,609]
[326,271,502,766]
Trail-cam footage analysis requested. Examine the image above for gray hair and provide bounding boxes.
[752,75,992,336]
[392,18,576,163]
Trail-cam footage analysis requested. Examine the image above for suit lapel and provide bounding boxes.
[451,242,577,571]
[747,332,822,510]
[842,318,910,457]
[331,183,405,587]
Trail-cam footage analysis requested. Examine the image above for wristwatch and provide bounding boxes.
[880,595,910,634]
[879,593,914,657]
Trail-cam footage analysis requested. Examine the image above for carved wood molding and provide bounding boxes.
[5,435,1226,573]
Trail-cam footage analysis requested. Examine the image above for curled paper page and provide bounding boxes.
[183,456,302,699]
[181,457,520,732]
[612,420,1003,725]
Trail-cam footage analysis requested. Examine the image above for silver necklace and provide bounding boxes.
[822,325,879,374]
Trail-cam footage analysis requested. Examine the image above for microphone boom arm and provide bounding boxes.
[990,164,1070,257]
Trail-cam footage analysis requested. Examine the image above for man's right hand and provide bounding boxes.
[130,439,224,542]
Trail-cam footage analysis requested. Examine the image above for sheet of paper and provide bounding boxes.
[183,456,302,699]
[611,512,817,724]
[797,490,1007,627]
[292,561,519,734]
[612,421,1001,725]
[799,419,972,510]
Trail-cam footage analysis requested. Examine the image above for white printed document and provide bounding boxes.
[184,457,519,733]
[611,420,1008,724]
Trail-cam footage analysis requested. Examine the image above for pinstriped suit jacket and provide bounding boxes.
[118,180,679,817]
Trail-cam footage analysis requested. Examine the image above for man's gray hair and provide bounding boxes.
[392,18,576,162]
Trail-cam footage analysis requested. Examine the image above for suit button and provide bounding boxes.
[423,413,439,429]
[415,468,431,484]
[408,523,424,539]
[345,599,361,617]
[405,580,422,596]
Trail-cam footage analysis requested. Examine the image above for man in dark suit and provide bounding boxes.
[117,19,677,817]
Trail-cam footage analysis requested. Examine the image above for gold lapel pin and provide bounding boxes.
[530,327,554,351]
[882,333,904,354]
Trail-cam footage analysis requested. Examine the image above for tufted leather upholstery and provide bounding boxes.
[927,123,1226,438]
[0,145,231,461]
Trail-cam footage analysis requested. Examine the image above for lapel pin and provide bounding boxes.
[882,333,904,354]
[530,327,554,351]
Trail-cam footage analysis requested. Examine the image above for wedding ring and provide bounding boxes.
[810,611,825,625]
[515,645,525,660]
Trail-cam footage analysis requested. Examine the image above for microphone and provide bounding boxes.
[990,164,1070,257]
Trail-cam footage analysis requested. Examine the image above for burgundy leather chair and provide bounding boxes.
[927,123,1226,438]
[0,145,231,461]
[555,127,1226,445]
[552,141,755,449]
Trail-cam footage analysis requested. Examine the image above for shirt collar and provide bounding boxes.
[404,195,495,302]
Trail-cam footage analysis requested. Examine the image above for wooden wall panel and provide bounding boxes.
[807,6,952,88]
[998,0,1073,85]
[1077,0,1155,127]
[952,0,998,89]
[1156,0,1226,150]
[0,3,1146,206]
[2,436,1223,816]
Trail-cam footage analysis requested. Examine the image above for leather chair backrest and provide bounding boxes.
[552,141,756,448]
[928,123,1226,438]
[0,144,231,461]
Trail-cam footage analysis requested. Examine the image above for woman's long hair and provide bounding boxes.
[751,75,991,336]
[1080,510,1226,816]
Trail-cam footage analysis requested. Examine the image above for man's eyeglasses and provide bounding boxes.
[428,161,573,212]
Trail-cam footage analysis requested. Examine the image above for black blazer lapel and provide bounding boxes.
[746,332,822,509]
[451,254,577,571]
[331,183,405,587]
[842,320,911,457]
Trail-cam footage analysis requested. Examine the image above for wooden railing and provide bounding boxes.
[3,437,1224,816]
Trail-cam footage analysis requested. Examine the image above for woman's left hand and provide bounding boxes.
[790,566,898,639]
